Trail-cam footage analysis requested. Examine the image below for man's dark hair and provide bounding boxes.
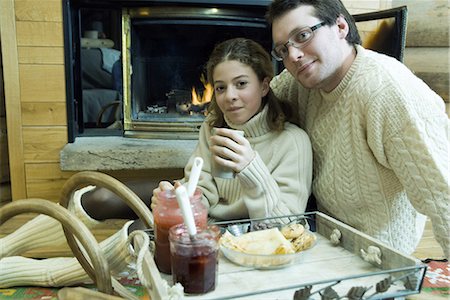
[266,0,361,45]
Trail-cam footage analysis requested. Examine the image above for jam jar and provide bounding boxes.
[169,224,220,294]
[153,188,207,274]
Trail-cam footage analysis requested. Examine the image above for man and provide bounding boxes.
[267,0,449,258]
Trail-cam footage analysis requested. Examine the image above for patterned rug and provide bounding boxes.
[420,259,449,297]
[0,273,149,300]
[0,260,448,299]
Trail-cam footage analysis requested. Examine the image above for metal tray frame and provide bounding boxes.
[211,212,427,300]
[147,211,427,299]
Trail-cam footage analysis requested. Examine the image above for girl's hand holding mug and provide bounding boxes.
[210,128,255,178]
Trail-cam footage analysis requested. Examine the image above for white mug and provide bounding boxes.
[211,129,244,179]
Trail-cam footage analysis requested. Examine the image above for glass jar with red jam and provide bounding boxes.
[153,188,207,274]
[169,224,220,294]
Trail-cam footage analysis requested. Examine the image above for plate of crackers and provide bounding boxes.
[219,220,316,269]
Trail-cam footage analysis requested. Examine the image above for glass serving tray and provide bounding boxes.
[147,211,427,300]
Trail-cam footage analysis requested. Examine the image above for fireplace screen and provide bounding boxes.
[123,7,273,139]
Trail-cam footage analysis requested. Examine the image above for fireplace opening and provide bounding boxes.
[64,1,275,142]
[124,7,274,138]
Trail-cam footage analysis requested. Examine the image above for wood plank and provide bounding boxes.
[392,0,449,47]
[413,219,445,260]
[0,0,27,200]
[22,127,67,162]
[25,163,180,183]
[21,102,67,126]
[25,163,75,181]
[403,47,449,102]
[15,0,62,22]
[343,0,388,12]
[16,21,63,47]
[26,178,66,202]
[411,72,449,103]
[404,47,449,74]
[18,46,64,64]
[19,64,66,102]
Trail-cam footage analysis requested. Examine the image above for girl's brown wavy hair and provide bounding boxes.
[205,38,291,131]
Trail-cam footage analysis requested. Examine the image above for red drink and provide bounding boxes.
[153,188,207,274]
[169,224,220,294]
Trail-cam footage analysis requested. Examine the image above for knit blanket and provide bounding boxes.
[0,260,448,299]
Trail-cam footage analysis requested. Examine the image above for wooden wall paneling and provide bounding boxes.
[0,0,27,200]
[15,0,67,202]
[16,21,63,47]
[393,0,449,47]
[18,46,64,65]
[26,178,67,202]
[345,0,393,40]
[25,162,75,181]
[25,162,74,202]
[21,102,67,126]
[22,127,67,162]
[19,65,66,102]
[14,0,62,22]
[343,0,392,13]
[403,47,449,102]
[392,0,449,105]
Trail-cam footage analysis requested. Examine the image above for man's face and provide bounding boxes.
[272,5,350,92]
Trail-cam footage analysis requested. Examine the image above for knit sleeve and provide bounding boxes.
[368,90,450,258]
[236,125,313,219]
[385,117,450,258]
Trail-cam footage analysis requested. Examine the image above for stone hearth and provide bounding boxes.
[60,137,197,171]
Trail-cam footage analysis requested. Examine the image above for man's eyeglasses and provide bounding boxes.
[271,21,326,61]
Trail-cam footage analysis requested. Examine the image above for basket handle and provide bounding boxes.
[59,171,153,290]
[0,199,113,294]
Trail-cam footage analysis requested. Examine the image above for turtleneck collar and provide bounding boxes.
[224,104,271,138]
[320,44,364,102]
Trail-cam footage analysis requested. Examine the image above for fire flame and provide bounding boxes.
[191,74,213,106]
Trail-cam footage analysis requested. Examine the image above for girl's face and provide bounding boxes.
[212,60,269,125]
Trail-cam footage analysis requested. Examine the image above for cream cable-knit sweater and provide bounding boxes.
[270,45,450,257]
[183,105,313,221]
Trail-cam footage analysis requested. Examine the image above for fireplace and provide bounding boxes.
[64,0,275,142]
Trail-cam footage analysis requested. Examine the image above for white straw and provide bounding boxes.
[175,185,197,237]
[187,157,203,197]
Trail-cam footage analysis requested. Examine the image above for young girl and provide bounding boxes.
[0,38,312,288]
[154,37,313,220]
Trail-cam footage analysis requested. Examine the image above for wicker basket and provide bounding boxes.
[0,171,154,298]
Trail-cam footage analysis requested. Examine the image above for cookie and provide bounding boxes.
[280,223,305,239]
[291,232,316,252]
